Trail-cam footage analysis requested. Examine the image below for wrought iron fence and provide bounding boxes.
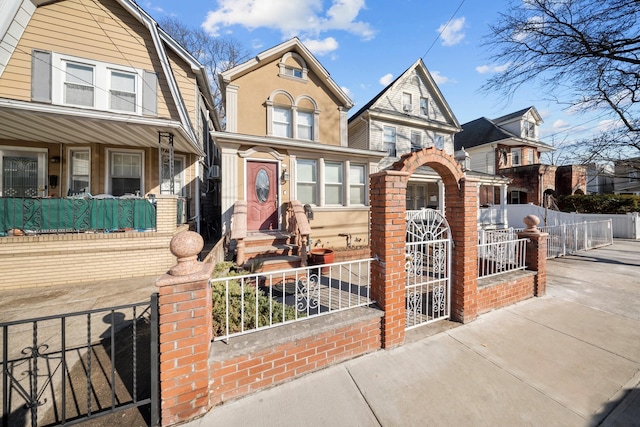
[477,237,528,279]
[1,296,158,427]
[210,259,373,342]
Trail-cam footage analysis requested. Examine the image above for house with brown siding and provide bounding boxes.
[0,0,220,289]
[216,38,385,270]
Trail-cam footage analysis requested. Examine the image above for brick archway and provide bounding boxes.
[370,147,479,348]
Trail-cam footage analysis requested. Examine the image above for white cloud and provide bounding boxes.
[475,63,511,74]
[341,85,354,101]
[379,73,394,86]
[438,17,465,46]
[431,71,449,85]
[553,119,570,130]
[201,0,375,40]
[301,37,339,56]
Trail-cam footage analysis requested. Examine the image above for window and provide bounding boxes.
[524,120,535,138]
[420,97,429,116]
[383,126,397,157]
[527,149,534,165]
[69,149,90,194]
[510,191,520,204]
[411,131,422,151]
[284,66,303,78]
[325,162,343,205]
[110,70,136,112]
[273,107,292,138]
[512,148,522,166]
[296,159,317,205]
[402,92,412,112]
[160,155,185,195]
[629,170,638,182]
[64,62,94,107]
[109,151,142,196]
[434,134,444,150]
[349,164,366,205]
[297,110,313,140]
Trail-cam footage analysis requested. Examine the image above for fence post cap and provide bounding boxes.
[169,230,204,276]
[523,215,541,233]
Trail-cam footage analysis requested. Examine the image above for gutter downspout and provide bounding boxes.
[195,157,201,234]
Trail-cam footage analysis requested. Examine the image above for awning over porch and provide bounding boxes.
[0,99,205,156]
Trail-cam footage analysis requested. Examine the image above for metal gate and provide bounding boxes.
[405,209,452,329]
[1,295,159,427]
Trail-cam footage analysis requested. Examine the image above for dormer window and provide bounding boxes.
[524,120,535,138]
[278,52,308,81]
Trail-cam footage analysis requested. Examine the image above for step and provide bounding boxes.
[245,244,298,259]
[242,255,302,273]
[244,231,293,248]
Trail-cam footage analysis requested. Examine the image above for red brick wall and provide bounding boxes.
[477,273,536,315]
[208,315,381,405]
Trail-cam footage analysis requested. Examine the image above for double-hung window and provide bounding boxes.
[411,131,422,151]
[110,70,136,112]
[325,162,343,205]
[273,107,292,138]
[383,126,397,157]
[110,150,143,196]
[349,164,366,205]
[297,110,313,140]
[420,97,429,116]
[512,148,522,166]
[527,149,534,165]
[434,134,444,150]
[69,149,90,194]
[64,62,94,107]
[296,159,317,205]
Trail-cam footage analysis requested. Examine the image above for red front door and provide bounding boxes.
[247,161,278,231]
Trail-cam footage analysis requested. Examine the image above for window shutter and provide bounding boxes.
[142,70,157,116]
[31,50,51,102]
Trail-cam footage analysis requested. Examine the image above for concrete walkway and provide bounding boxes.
[188,240,640,427]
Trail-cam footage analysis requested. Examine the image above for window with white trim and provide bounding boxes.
[160,155,186,196]
[512,148,522,166]
[297,110,313,141]
[64,61,94,107]
[69,149,90,194]
[402,92,412,112]
[524,120,535,138]
[420,97,429,116]
[434,134,444,150]
[527,149,534,165]
[273,107,292,138]
[383,126,397,156]
[411,131,422,151]
[349,164,366,205]
[325,162,343,205]
[296,159,317,205]
[109,150,143,196]
[110,70,136,112]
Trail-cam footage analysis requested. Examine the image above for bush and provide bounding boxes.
[211,276,303,337]
[557,194,640,214]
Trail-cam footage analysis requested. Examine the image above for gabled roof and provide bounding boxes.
[493,106,542,125]
[348,58,460,130]
[220,37,353,109]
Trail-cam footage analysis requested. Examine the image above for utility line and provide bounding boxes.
[421,0,466,59]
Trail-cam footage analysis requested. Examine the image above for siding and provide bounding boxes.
[347,119,368,150]
[0,0,177,120]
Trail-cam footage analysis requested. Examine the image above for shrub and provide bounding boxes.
[211,277,303,337]
[557,194,640,214]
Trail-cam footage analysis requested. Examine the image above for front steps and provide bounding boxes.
[240,231,303,273]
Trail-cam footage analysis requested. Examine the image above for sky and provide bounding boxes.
[141,0,612,152]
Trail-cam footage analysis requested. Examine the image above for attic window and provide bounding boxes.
[524,120,535,138]
[279,52,308,81]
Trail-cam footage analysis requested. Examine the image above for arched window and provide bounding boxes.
[278,52,308,81]
[266,91,319,141]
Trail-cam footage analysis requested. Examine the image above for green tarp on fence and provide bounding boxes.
[0,198,156,234]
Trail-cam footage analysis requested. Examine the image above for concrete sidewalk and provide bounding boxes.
[189,240,640,427]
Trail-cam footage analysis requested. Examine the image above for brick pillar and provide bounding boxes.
[156,231,215,426]
[370,170,409,348]
[517,215,548,296]
[155,195,178,233]
[447,178,479,323]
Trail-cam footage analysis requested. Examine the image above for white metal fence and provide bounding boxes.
[210,259,373,341]
[538,220,613,258]
[477,237,528,278]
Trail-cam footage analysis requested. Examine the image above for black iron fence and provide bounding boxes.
[1,295,159,427]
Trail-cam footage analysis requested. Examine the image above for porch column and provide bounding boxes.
[438,180,445,213]
[500,184,508,226]
[156,231,215,426]
[221,144,240,235]
[370,170,409,348]
[156,194,178,234]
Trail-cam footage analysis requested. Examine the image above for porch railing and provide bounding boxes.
[477,237,528,279]
[538,220,613,258]
[0,197,156,235]
[478,206,507,226]
[210,258,373,342]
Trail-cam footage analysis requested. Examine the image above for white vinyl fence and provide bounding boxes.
[507,204,639,239]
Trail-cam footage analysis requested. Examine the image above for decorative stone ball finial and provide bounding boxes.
[523,215,540,233]
[169,231,204,276]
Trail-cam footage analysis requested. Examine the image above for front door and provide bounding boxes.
[247,161,278,231]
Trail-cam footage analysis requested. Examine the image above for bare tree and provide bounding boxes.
[482,0,640,155]
[158,17,249,125]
